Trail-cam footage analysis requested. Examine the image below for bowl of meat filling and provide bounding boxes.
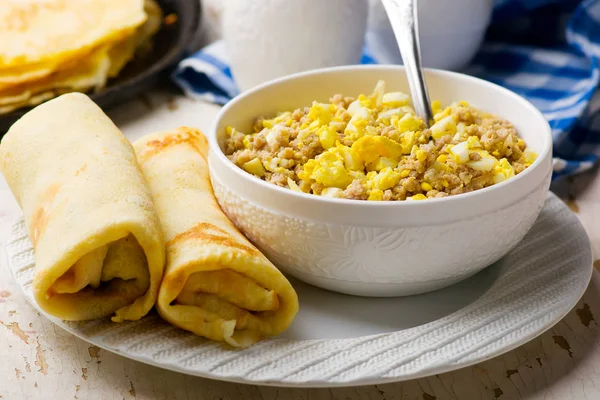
[208,65,553,297]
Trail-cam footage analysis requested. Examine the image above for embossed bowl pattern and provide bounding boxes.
[208,65,554,297]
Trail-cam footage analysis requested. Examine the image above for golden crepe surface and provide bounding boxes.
[134,127,299,348]
[0,93,165,322]
[0,0,162,114]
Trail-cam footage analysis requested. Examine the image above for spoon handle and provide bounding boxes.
[381,0,434,126]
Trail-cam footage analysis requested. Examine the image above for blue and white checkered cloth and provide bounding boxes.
[172,0,600,179]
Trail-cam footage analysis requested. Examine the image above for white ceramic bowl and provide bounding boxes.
[208,65,553,297]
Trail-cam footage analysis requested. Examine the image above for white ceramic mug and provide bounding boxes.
[366,0,494,70]
[223,0,369,92]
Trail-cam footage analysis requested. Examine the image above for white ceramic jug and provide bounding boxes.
[223,0,369,92]
[366,0,494,70]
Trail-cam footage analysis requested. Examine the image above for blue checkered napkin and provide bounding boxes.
[172,0,600,179]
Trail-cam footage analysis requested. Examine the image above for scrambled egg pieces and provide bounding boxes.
[225,80,537,201]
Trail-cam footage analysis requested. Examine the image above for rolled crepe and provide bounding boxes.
[134,127,299,347]
[0,93,164,322]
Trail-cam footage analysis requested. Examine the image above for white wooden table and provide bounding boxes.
[0,88,599,400]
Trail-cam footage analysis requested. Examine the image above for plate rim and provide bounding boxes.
[4,193,593,388]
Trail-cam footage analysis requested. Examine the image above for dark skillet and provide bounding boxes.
[0,0,201,135]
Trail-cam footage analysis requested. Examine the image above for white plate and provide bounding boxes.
[5,193,592,388]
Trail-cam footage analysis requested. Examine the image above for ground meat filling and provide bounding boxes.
[225,80,537,201]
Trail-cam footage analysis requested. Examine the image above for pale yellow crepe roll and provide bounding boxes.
[134,127,299,348]
[0,93,165,322]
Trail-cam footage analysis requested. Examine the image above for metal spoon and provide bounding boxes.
[380,0,434,127]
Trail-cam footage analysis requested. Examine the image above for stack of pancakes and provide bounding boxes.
[0,0,162,115]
